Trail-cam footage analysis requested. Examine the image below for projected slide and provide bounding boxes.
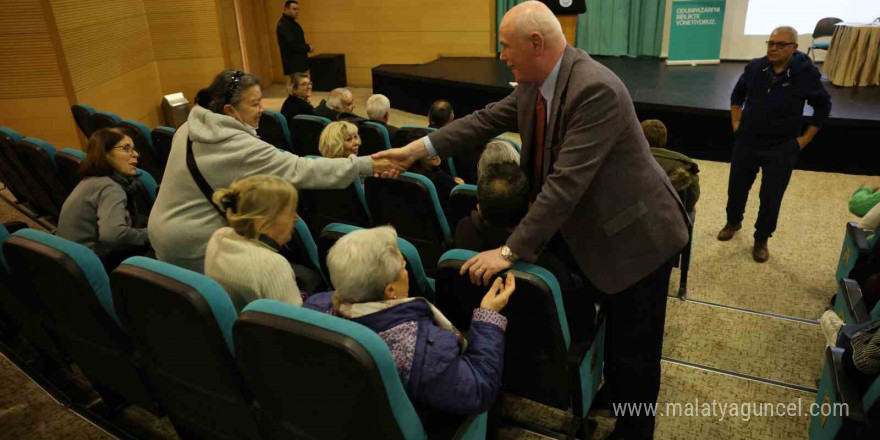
[744,0,880,35]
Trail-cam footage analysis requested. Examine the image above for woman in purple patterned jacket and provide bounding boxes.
[304,226,514,417]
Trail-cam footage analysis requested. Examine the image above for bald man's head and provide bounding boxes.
[498,1,567,83]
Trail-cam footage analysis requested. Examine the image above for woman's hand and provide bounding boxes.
[480,273,515,312]
[372,158,405,178]
[454,177,465,185]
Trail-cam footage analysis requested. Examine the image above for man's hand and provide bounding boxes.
[460,247,514,286]
[372,139,429,175]
[454,176,465,185]
[480,273,515,312]
[371,158,405,178]
[732,121,740,132]
[796,136,809,149]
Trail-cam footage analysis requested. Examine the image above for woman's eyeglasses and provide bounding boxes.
[113,144,136,154]
[765,41,796,49]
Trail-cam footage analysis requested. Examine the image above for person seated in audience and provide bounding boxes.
[476,140,520,182]
[455,162,595,340]
[205,175,306,312]
[280,72,314,122]
[821,310,880,393]
[365,94,399,139]
[428,99,455,129]
[57,127,152,270]
[318,121,361,158]
[850,182,880,218]
[404,129,462,208]
[304,226,513,417]
[148,70,400,273]
[641,119,700,214]
[314,87,363,122]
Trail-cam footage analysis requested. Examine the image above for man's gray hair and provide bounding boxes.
[327,226,403,303]
[366,94,391,121]
[478,140,521,181]
[327,88,353,112]
[513,1,564,43]
[771,26,798,43]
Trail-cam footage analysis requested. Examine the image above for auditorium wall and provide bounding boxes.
[261,0,497,87]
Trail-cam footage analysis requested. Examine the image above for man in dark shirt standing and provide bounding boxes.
[277,1,313,75]
[718,25,831,262]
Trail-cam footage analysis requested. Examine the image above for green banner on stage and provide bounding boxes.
[667,0,726,65]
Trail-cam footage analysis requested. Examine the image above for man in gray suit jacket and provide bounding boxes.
[375,2,689,438]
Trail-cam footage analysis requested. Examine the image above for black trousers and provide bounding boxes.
[549,235,673,439]
[725,138,800,239]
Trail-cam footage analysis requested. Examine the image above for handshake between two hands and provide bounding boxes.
[369,141,426,179]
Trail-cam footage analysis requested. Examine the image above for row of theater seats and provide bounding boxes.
[809,222,880,439]
[70,104,174,185]
[0,219,606,439]
[0,126,158,224]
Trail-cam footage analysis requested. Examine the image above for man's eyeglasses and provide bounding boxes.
[298,81,313,88]
[765,41,796,49]
[113,144,136,154]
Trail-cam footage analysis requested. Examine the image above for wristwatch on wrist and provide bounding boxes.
[501,245,518,262]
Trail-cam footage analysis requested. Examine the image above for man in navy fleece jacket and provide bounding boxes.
[717,25,831,263]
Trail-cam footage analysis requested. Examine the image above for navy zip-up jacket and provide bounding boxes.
[731,51,831,148]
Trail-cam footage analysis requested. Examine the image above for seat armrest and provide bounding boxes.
[841,279,871,324]
[2,221,28,234]
[846,222,871,256]
[451,412,487,440]
[828,346,865,422]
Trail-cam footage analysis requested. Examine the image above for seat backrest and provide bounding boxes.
[89,111,121,132]
[14,137,69,214]
[4,229,157,411]
[70,104,96,138]
[0,127,38,205]
[435,249,573,409]
[493,136,521,153]
[135,168,158,201]
[359,121,391,156]
[364,173,452,271]
[118,119,165,184]
[234,299,426,440]
[55,148,86,192]
[390,125,436,149]
[446,184,478,235]
[297,159,372,238]
[257,110,292,152]
[813,17,843,39]
[277,218,330,289]
[291,115,330,157]
[150,126,175,162]
[111,257,261,440]
[317,223,436,301]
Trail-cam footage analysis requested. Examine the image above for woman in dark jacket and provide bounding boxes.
[280,72,314,122]
[57,127,153,269]
[305,226,514,417]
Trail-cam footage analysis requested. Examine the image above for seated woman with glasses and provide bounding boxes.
[57,127,153,270]
[318,121,360,158]
[148,70,402,273]
[280,72,314,122]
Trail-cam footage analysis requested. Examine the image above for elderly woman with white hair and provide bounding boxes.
[304,226,515,416]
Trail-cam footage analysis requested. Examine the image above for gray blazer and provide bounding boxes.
[428,46,690,294]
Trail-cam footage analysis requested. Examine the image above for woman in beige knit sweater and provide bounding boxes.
[204,175,303,312]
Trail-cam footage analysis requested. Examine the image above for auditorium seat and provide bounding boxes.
[833,278,880,325]
[291,114,330,157]
[234,299,488,439]
[358,121,391,156]
[493,136,521,153]
[14,137,70,218]
[150,126,175,162]
[390,125,435,148]
[55,148,157,201]
[676,190,695,299]
[110,257,262,440]
[364,172,453,273]
[446,184,478,235]
[70,104,96,139]
[89,110,121,132]
[807,17,842,61]
[808,346,879,439]
[257,109,293,152]
[0,127,39,206]
[298,157,372,238]
[117,119,166,184]
[435,249,605,438]
[3,229,160,413]
[277,218,330,293]
[836,222,874,284]
[317,223,436,301]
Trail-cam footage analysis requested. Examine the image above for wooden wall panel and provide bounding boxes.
[157,57,226,101]
[76,62,164,126]
[261,0,494,87]
[0,97,80,149]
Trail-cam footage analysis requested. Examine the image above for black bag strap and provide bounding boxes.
[186,137,226,218]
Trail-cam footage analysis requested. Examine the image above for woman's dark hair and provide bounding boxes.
[80,127,129,178]
[204,70,261,114]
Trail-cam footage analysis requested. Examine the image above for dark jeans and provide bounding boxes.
[725,138,800,239]
[549,235,673,439]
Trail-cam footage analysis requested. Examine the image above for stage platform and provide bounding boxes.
[373,56,880,174]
